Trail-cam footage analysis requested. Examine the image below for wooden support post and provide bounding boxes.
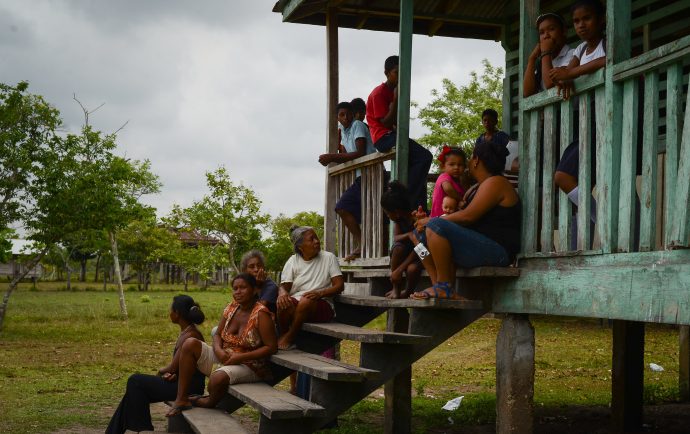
[496,314,535,434]
[324,7,339,254]
[680,325,690,401]
[384,307,411,434]
[394,0,413,184]
[611,320,644,433]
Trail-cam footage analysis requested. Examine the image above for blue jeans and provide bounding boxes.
[374,132,432,213]
[424,218,511,268]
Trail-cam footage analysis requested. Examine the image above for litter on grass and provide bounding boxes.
[442,396,464,411]
[649,363,664,372]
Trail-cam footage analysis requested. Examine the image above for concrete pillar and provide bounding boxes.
[496,314,535,434]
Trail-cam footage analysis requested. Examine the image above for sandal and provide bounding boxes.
[411,281,458,300]
[166,404,193,417]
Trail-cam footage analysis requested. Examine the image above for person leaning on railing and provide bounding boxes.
[523,12,574,97]
[411,141,521,300]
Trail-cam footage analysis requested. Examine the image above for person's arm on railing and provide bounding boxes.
[319,137,366,165]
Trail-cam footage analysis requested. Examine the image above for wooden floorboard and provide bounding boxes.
[227,382,326,420]
[350,266,520,279]
[302,322,428,344]
[336,294,484,310]
[271,349,378,381]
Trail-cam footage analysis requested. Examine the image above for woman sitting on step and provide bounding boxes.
[166,273,277,415]
[106,295,206,434]
[412,140,521,299]
[276,226,344,350]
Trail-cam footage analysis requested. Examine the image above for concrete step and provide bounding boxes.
[302,322,428,344]
[271,349,378,381]
[227,382,326,420]
[336,293,484,310]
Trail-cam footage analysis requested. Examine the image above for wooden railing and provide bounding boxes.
[518,35,690,256]
[327,150,395,259]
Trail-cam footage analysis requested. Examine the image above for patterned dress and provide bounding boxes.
[219,301,273,380]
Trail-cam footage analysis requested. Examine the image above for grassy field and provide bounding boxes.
[0,283,684,433]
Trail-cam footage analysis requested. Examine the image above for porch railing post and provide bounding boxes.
[324,7,339,254]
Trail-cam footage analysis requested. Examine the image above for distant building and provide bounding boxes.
[0,239,44,280]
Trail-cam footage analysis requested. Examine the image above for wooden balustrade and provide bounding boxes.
[519,36,690,256]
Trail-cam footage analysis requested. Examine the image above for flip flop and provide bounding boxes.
[189,395,209,405]
[411,282,457,300]
[166,405,193,417]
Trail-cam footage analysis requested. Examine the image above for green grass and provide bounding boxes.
[0,287,683,433]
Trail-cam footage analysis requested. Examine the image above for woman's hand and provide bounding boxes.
[549,67,570,83]
[302,289,323,300]
[222,351,240,365]
[255,268,266,285]
[276,291,292,310]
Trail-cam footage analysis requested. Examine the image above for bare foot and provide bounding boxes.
[278,336,296,350]
[344,249,361,262]
[192,396,214,408]
[166,400,193,417]
[385,287,401,299]
[399,289,411,299]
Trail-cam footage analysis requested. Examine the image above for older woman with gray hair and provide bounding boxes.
[276,226,344,350]
[240,250,278,313]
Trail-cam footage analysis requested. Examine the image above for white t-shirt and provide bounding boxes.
[539,44,575,90]
[574,39,605,65]
[280,250,343,308]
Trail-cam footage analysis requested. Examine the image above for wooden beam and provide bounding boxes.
[612,35,690,81]
[611,321,644,433]
[520,69,604,111]
[324,7,339,254]
[664,63,683,247]
[680,326,690,401]
[394,0,413,184]
[491,249,690,325]
[384,308,411,434]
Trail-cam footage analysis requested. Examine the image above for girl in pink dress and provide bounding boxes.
[430,146,467,217]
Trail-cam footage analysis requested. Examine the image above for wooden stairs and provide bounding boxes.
[168,260,519,433]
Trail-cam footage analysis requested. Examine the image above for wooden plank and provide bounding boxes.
[669,66,690,248]
[681,326,690,401]
[612,35,690,82]
[301,322,428,344]
[639,70,659,251]
[180,407,249,434]
[524,110,541,253]
[336,294,484,310]
[490,249,690,325]
[270,349,378,381]
[385,307,411,434]
[340,256,391,268]
[520,70,605,111]
[323,7,339,254]
[350,266,520,279]
[343,282,370,296]
[226,382,326,419]
[664,63,683,246]
[541,104,556,252]
[611,321,645,433]
[617,79,639,252]
[577,92,592,250]
[328,150,395,176]
[630,2,690,31]
[558,99,574,252]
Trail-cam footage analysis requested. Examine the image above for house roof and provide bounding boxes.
[272,0,515,41]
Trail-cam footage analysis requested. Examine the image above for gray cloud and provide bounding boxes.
[1,0,504,222]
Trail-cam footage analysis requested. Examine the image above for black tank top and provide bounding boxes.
[468,200,522,258]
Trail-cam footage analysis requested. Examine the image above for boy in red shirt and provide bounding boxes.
[367,55,433,212]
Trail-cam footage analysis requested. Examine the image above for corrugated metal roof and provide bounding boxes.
[273,0,517,41]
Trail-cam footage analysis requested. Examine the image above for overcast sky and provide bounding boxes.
[1,0,504,221]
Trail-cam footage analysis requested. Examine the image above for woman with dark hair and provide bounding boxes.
[412,141,521,299]
[240,249,278,313]
[167,273,277,414]
[106,295,205,434]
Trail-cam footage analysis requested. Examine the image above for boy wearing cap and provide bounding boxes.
[523,12,575,97]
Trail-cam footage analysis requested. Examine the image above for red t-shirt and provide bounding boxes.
[366,82,394,144]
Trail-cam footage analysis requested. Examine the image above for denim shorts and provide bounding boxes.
[424,218,511,268]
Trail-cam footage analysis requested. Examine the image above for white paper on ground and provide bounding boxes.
[442,396,464,411]
[649,363,664,372]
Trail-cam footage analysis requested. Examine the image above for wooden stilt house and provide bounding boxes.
[167,1,690,433]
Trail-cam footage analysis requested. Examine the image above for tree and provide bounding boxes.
[0,90,160,329]
[172,240,229,290]
[264,211,324,272]
[415,59,504,158]
[166,167,269,274]
[117,220,181,291]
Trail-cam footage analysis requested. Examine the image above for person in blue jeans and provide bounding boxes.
[411,141,521,299]
[366,55,433,212]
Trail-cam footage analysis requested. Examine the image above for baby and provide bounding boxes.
[442,196,458,215]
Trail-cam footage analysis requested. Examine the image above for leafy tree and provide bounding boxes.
[166,167,269,274]
[415,59,504,159]
[0,92,160,329]
[172,240,229,290]
[117,220,181,291]
[264,211,324,272]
